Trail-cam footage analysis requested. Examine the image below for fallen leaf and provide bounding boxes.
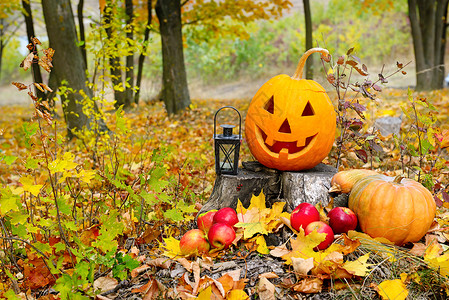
[131,265,151,278]
[223,269,241,281]
[226,289,249,299]
[146,257,173,269]
[257,277,275,300]
[259,272,278,279]
[93,276,118,293]
[376,278,408,300]
[293,278,323,293]
[342,253,373,277]
[292,257,314,277]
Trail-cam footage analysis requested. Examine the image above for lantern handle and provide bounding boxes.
[213,106,242,138]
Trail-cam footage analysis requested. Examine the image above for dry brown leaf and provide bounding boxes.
[222,269,241,281]
[12,82,28,91]
[293,278,323,293]
[40,83,53,92]
[259,272,279,279]
[409,243,427,256]
[146,257,173,269]
[34,83,44,92]
[177,257,193,272]
[269,242,290,257]
[20,53,34,71]
[131,264,151,278]
[191,261,201,295]
[217,274,234,295]
[257,277,276,300]
[93,276,118,293]
[292,257,314,277]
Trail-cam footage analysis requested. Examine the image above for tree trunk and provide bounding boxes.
[125,0,134,103]
[77,0,87,69]
[156,0,190,115]
[303,0,313,80]
[0,20,3,82]
[22,0,46,101]
[135,0,152,104]
[408,0,449,90]
[42,0,107,137]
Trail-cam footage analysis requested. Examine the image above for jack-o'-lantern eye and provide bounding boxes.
[302,101,314,116]
[264,96,274,114]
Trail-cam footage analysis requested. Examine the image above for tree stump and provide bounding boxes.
[282,163,337,210]
[199,161,337,215]
[198,162,280,215]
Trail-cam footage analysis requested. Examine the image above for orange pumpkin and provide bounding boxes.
[329,169,378,194]
[348,174,436,245]
[245,48,336,171]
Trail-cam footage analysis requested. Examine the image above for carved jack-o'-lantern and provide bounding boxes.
[245,48,336,171]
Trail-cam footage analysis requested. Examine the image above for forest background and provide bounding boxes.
[0,0,414,105]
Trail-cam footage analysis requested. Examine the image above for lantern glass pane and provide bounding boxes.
[219,143,236,172]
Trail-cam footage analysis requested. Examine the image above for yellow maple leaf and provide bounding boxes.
[49,152,78,173]
[77,169,96,184]
[377,276,409,300]
[235,207,268,239]
[342,253,373,277]
[424,249,449,277]
[159,236,181,259]
[251,235,269,255]
[280,229,325,265]
[20,175,43,197]
[235,191,286,239]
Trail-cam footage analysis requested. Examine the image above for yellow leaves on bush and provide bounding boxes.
[48,152,96,184]
[437,129,449,149]
[19,175,43,197]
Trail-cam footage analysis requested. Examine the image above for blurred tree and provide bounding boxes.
[77,0,87,68]
[358,0,448,90]
[42,0,107,137]
[156,0,190,115]
[135,0,152,104]
[408,0,448,90]
[156,0,293,115]
[22,0,45,101]
[0,1,22,81]
[303,0,313,79]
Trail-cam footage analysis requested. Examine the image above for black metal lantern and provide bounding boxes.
[214,106,242,175]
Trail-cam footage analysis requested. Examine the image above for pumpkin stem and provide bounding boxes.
[393,175,405,184]
[292,48,330,80]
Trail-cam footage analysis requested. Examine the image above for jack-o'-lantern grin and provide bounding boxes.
[257,125,318,155]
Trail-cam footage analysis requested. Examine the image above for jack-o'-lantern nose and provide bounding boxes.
[278,119,291,133]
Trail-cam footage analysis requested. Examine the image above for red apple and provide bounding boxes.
[208,223,236,250]
[213,207,238,228]
[327,207,358,234]
[179,229,210,256]
[197,210,217,234]
[290,203,320,231]
[305,221,335,250]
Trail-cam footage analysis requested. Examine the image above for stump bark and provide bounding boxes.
[199,161,337,215]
